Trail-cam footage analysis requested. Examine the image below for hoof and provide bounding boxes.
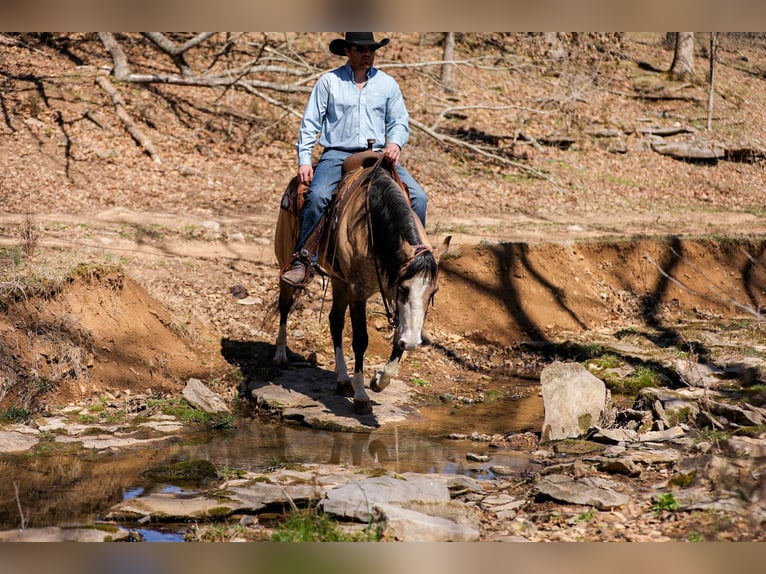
[369,372,389,393]
[336,380,354,397]
[353,399,373,414]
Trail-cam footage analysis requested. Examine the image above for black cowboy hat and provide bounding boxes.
[329,32,390,56]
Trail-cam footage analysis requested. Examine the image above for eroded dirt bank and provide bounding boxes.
[3,234,766,414]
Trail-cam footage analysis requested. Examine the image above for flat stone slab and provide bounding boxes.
[107,493,234,521]
[248,366,416,430]
[0,430,39,453]
[0,526,130,542]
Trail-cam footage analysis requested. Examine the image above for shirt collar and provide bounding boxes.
[343,61,376,81]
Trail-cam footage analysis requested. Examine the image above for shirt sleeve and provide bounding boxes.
[385,78,410,150]
[296,75,330,166]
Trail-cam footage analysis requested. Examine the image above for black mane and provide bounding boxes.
[365,168,437,287]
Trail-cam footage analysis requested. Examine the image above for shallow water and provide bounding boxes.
[0,391,544,538]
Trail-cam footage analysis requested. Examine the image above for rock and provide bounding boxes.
[182,378,231,414]
[623,446,681,465]
[721,436,766,459]
[107,492,235,521]
[0,526,130,542]
[535,474,629,510]
[466,452,489,462]
[226,482,324,513]
[541,361,608,442]
[480,493,525,519]
[671,359,723,388]
[650,139,726,161]
[321,473,451,522]
[638,426,687,442]
[375,502,479,542]
[55,434,175,450]
[593,457,641,477]
[588,427,638,444]
[0,430,39,453]
[708,401,765,427]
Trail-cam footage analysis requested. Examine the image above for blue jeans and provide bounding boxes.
[294,149,428,256]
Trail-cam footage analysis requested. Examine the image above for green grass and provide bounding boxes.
[576,508,595,522]
[271,508,382,542]
[651,493,679,516]
[185,522,250,542]
[410,376,430,387]
[0,406,33,423]
[586,352,622,370]
[687,531,704,542]
[146,397,237,430]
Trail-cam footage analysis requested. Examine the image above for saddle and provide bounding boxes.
[279,150,409,217]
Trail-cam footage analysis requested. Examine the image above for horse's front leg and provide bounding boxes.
[370,325,404,393]
[348,297,372,414]
[329,281,353,397]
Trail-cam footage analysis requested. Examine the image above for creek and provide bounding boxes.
[0,391,543,540]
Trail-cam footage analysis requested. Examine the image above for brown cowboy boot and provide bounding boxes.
[281,260,310,287]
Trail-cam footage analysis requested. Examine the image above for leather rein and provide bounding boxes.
[362,156,433,327]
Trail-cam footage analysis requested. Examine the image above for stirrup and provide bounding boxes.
[281,256,312,287]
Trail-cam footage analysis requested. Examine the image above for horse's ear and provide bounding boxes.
[435,235,452,262]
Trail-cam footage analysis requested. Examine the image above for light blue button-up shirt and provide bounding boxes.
[296,62,410,166]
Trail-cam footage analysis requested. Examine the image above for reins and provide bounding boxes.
[364,161,432,328]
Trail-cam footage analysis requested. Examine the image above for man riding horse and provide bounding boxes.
[281,32,428,287]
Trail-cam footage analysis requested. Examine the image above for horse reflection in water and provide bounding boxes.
[274,152,450,414]
[329,433,390,467]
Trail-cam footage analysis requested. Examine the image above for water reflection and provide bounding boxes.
[182,392,543,477]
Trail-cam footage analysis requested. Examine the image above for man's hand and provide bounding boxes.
[382,143,401,164]
[298,164,313,186]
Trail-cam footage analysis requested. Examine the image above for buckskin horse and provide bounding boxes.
[273,151,450,414]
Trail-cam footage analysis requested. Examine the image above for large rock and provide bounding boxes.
[535,474,629,510]
[0,526,130,542]
[374,502,479,542]
[182,378,231,414]
[0,430,39,453]
[541,361,608,442]
[321,473,451,522]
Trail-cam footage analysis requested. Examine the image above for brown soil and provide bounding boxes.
[1,33,766,412]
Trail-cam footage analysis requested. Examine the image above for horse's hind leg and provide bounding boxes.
[329,281,353,397]
[273,281,295,366]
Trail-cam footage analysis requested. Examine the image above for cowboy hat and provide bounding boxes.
[329,32,390,56]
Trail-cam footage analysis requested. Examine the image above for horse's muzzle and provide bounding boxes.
[398,337,421,351]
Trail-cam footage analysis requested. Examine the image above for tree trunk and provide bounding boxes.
[669,32,695,81]
[441,32,455,91]
[707,32,717,131]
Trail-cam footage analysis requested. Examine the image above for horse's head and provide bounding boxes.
[395,236,451,350]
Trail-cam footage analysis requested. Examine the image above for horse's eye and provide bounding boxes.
[397,285,410,299]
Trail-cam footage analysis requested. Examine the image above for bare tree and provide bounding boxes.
[669,32,695,81]
[441,32,455,91]
[707,32,717,131]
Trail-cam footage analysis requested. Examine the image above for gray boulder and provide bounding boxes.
[541,361,608,442]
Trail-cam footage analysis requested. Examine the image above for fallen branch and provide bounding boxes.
[239,84,304,120]
[95,75,160,163]
[410,117,558,186]
[98,32,131,80]
[142,32,212,77]
[429,103,552,132]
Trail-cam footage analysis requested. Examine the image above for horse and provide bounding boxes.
[273,153,450,414]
